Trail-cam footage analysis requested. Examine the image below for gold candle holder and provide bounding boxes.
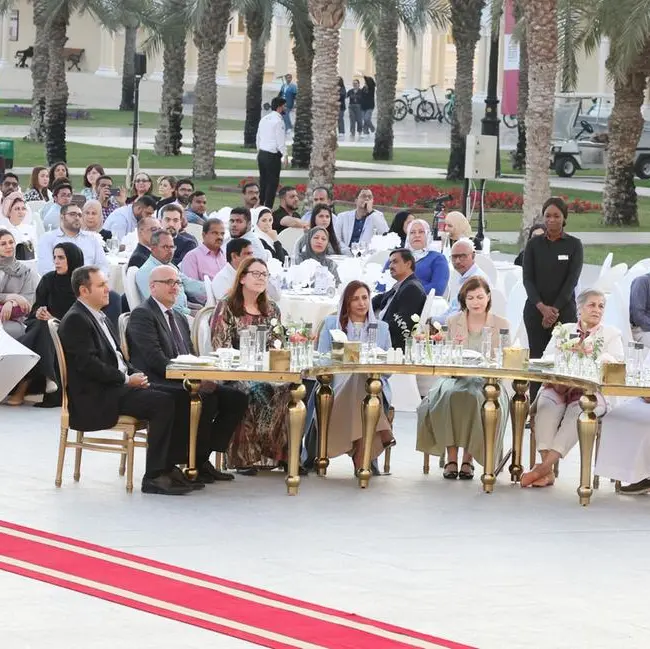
[331,341,345,362]
[601,361,626,385]
[343,341,361,364]
[502,347,529,370]
[269,349,291,372]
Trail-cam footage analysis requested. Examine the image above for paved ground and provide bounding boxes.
[2,404,650,649]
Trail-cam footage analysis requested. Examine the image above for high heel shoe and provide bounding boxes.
[383,437,397,449]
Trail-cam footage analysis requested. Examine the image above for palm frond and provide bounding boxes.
[235,0,275,42]
[276,0,313,54]
[557,0,592,92]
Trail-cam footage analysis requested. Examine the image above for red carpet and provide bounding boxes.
[0,520,475,649]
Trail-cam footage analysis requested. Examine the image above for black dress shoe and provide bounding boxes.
[142,474,194,495]
[199,461,235,482]
[236,467,258,476]
[619,478,650,494]
[34,390,62,409]
[169,466,206,490]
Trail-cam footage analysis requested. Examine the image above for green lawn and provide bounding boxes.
[0,107,244,131]
[494,243,650,267]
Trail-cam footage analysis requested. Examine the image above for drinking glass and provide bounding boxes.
[239,330,252,369]
[255,327,268,370]
[452,344,463,366]
[481,327,492,361]
[350,242,360,257]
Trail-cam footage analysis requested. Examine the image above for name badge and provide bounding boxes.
[558,254,569,261]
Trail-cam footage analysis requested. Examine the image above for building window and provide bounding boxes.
[238,14,246,34]
[9,10,19,41]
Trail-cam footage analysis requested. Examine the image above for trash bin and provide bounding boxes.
[0,139,15,169]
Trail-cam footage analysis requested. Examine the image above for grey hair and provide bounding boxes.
[82,199,102,214]
[150,229,173,247]
[577,289,606,309]
[451,237,475,252]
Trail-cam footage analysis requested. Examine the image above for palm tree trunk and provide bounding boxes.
[119,22,138,112]
[372,3,398,161]
[192,1,232,179]
[291,21,314,169]
[154,35,186,156]
[243,10,267,149]
[602,58,650,226]
[511,0,527,171]
[446,0,484,181]
[27,0,48,143]
[45,8,70,164]
[521,0,557,233]
[307,0,346,192]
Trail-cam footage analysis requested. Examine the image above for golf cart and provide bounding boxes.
[550,95,650,179]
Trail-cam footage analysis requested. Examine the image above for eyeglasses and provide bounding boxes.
[66,211,83,217]
[451,253,470,260]
[158,245,176,251]
[152,279,183,287]
[135,178,149,183]
[246,271,269,279]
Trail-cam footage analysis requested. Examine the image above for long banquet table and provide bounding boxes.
[166,360,650,506]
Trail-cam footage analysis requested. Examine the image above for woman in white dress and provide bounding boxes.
[0,192,37,260]
[521,288,624,487]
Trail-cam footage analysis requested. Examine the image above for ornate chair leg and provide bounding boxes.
[119,432,128,476]
[593,420,602,489]
[126,431,135,494]
[438,450,445,468]
[553,460,560,478]
[73,430,84,481]
[383,447,392,474]
[529,428,537,469]
[384,406,395,474]
[423,453,430,474]
[55,426,69,488]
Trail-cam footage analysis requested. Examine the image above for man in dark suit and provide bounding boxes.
[126,265,248,483]
[58,265,195,495]
[372,248,427,349]
[127,216,161,269]
[160,204,197,266]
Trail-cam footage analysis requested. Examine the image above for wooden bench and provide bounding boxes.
[63,48,85,72]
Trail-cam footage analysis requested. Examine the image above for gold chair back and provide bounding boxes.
[191,305,215,355]
[47,319,69,425]
[118,313,131,360]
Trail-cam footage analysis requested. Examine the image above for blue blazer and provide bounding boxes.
[382,251,449,297]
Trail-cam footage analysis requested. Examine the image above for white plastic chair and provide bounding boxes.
[490,287,507,319]
[598,252,614,279]
[474,254,498,285]
[277,227,304,252]
[185,223,203,241]
[506,281,527,345]
[593,263,628,294]
[125,266,143,311]
[366,250,390,266]
[203,275,216,307]
[602,284,633,346]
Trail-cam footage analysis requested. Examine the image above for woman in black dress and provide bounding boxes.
[7,242,85,407]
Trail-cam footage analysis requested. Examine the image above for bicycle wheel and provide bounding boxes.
[503,114,518,129]
[443,101,454,125]
[393,99,408,121]
[416,100,435,121]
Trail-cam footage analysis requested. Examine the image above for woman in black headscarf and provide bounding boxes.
[6,242,85,407]
[388,210,414,247]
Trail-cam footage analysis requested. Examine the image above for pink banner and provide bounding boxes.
[501,0,519,117]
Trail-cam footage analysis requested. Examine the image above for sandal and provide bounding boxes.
[443,461,458,480]
[459,462,475,480]
[383,437,397,449]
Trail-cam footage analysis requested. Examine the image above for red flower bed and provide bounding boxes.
[237,178,600,212]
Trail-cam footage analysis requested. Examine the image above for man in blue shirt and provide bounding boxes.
[630,272,650,347]
[41,180,73,230]
[104,195,157,242]
[280,73,297,132]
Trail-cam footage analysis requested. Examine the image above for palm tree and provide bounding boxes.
[119,16,139,112]
[446,0,485,180]
[350,0,448,162]
[584,0,650,226]
[306,0,347,192]
[28,0,49,142]
[237,0,274,149]
[521,0,558,233]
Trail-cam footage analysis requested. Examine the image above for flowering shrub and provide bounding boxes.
[236,178,600,212]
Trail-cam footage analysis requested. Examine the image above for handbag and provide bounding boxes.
[15,241,35,261]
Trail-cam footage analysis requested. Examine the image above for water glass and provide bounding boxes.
[255,327,268,370]
[452,344,463,366]
[239,330,252,369]
[481,327,492,361]
[350,242,360,257]
[414,341,425,365]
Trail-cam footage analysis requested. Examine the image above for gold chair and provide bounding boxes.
[117,313,131,361]
[48,319,148,493]
[383,406,396,474]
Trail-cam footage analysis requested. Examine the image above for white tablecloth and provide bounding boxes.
[106,255,128,294]
[278,293,338,329]
[0,330,39,402]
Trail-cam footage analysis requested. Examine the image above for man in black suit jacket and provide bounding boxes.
[58,265,195,496]
[126,266,248,483]
[127,216,161,269]
[372,248,427,349]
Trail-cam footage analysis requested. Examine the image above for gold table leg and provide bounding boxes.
[481,378,501,494]
[315,374,334,477]
[509,380,529,483]
[358,374,382,489]
[286,383,307,496]
[577,391,599,506]
[183,379,202,480]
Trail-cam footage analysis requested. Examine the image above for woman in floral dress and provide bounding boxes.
[210,257,292,473]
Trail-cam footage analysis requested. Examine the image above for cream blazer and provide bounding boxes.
[542,322,625,364]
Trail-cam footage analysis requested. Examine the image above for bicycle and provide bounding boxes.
[503,114,518,129]
[393,88,432,122]
[443,88,455,124]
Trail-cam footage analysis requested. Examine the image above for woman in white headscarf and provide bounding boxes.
[404,218,450,296]
[251,206,288,263]
[0,192,37,260]
[306,280,395,472]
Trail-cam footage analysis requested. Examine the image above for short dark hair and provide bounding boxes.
[189,190,206,202]
[96,174,113,185]
[1,172,19,183]
[83,163,105,187]
[71,265,101,297]
[242,182,259,194]
[355,187,371,199]
[134,194,158,210]
[542,197,568,224]
[160,203,183,218]
[271,97,287,111]
[60,204,81,217]
[176,177,194,189]
[52,180,73,196]
[278,185,296,199]
[202,218,223,235]
[458,276,492,312]
[230,206,251,223]
[389,248,416,272]
[150,229,173,248]
[226,238,253,262]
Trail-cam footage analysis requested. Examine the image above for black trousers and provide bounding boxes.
[524,300,577,401]
[155,383,249,467]
[117,385,175,478]
[258,150,282,208]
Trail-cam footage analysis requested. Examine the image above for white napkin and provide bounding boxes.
[371,232,400,251]
[362,262,383,286]
[211,207,232,223]
[266,258,283,277]
[288,259,319,286]
[329,329,348,343]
